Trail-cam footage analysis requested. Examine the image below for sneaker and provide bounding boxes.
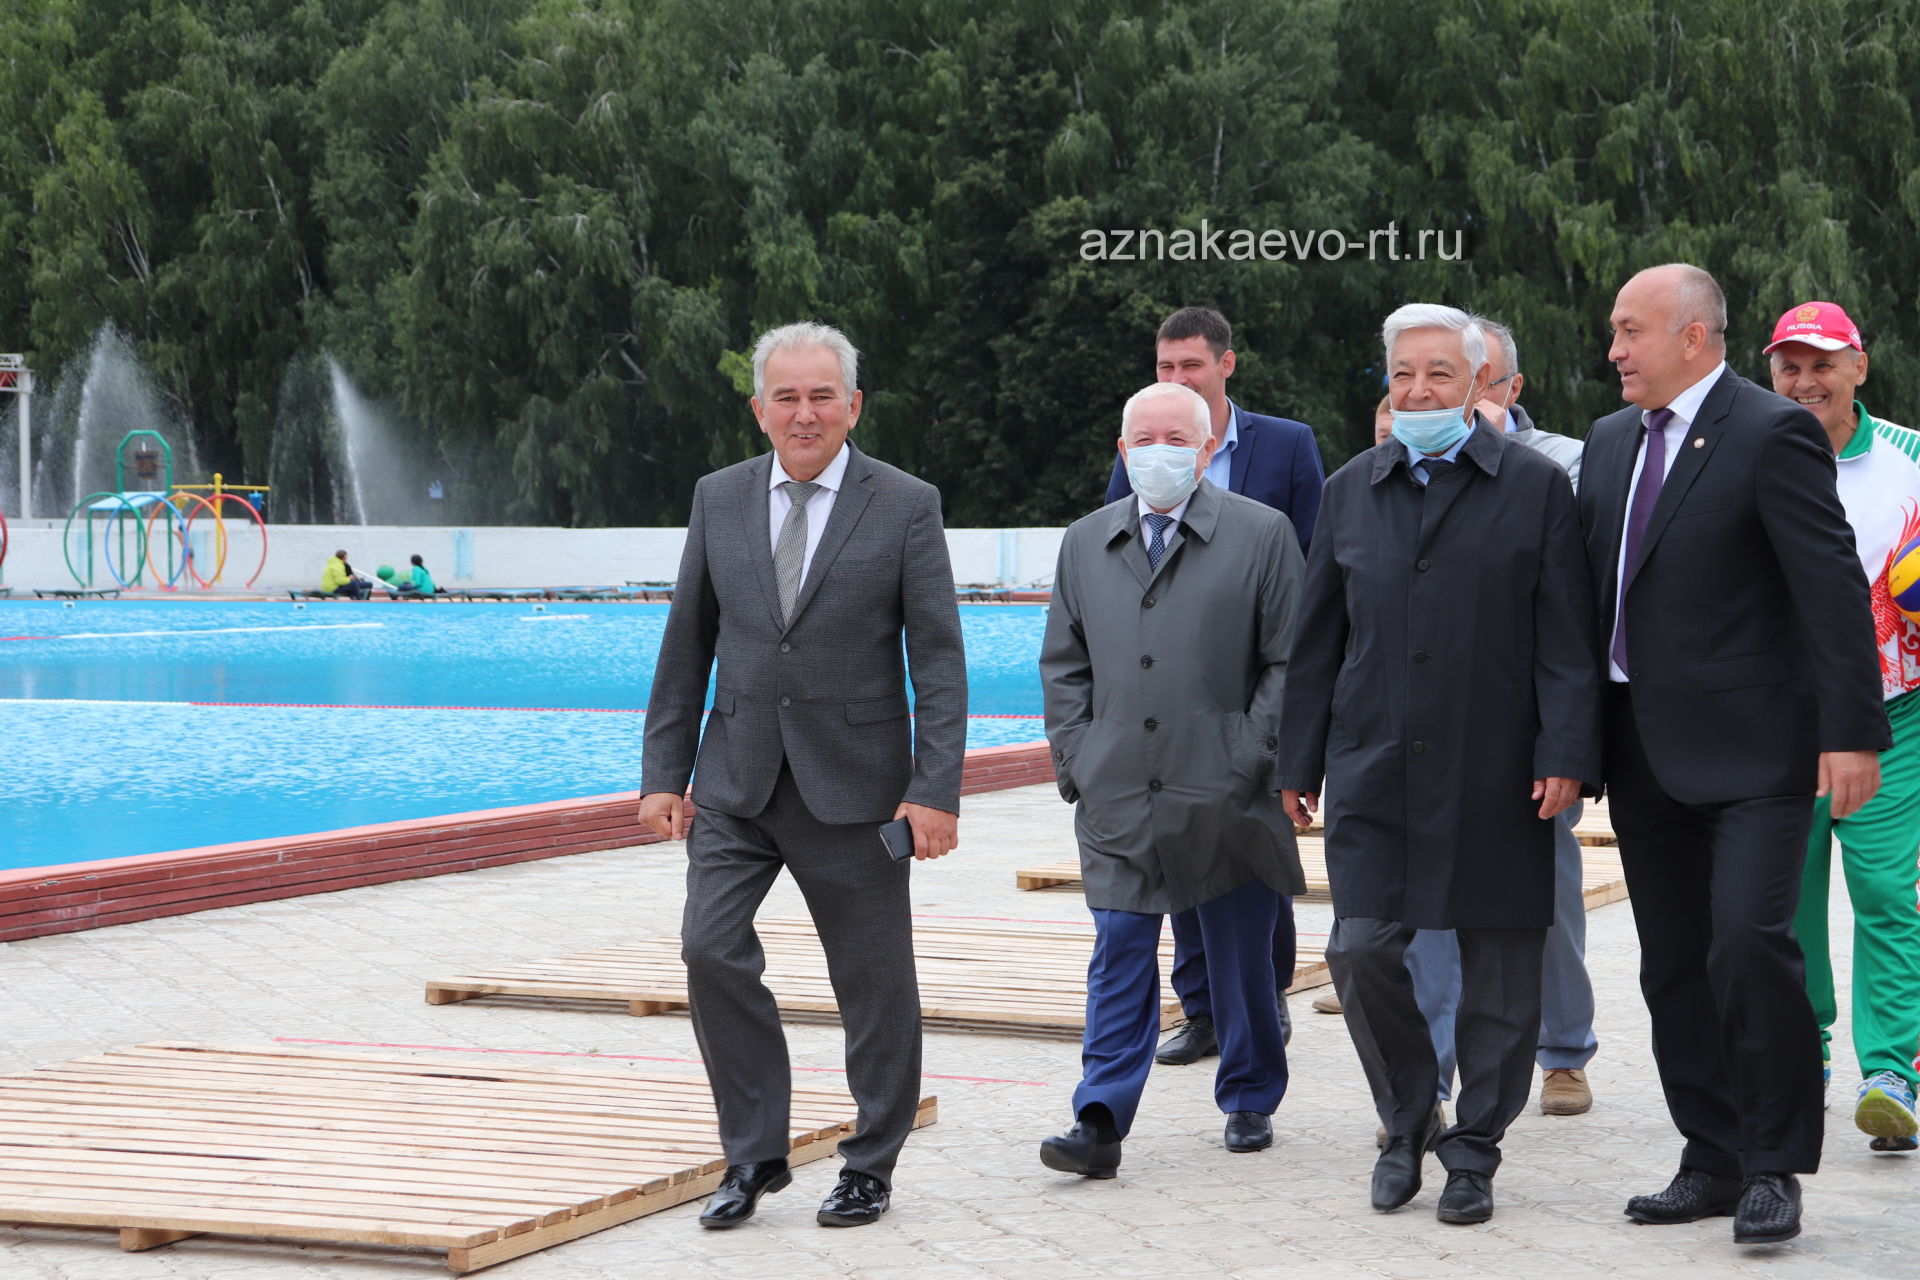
[1855,1071,1919,1147]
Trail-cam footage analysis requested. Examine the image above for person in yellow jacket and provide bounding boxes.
[320,549,371,599]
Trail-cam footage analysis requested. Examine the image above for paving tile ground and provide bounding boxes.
[1,782,1914,1279]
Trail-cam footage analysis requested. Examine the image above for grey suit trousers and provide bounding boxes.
[1406,803,1599,1098]
[1329,917,1544,1176]
[681,765,922,1183]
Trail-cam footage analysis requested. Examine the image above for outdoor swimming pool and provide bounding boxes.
[0,601,1047,868]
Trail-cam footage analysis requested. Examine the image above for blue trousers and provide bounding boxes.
[1074,879,1289,1138]
[1407,804,1598,1100]
[1168,894,1298,1017]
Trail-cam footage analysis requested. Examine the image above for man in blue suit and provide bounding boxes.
[1104,306,1327,1064]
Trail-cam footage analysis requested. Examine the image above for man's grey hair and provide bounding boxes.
[1481,319,1519,376]
[1651,263,1728,344]
[1121,382,1211,444]
[1381,303,1488,372]
[751,321,859,401]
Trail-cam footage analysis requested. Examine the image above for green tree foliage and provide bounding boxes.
[4,0,1920,525]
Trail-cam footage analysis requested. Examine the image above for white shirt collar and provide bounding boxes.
[1136,493,1192,527]
[769,441,851,493]
[1648,360,1726,430]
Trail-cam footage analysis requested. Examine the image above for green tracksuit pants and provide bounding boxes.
[1796,689,1920,1087]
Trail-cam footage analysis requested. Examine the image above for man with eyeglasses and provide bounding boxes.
[1477,325,1584,487]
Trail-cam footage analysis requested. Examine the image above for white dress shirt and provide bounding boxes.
[1608,361,1725,682]
[768,442,851,584]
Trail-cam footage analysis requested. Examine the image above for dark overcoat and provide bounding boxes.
[1041,480,1308,913]
[1276,424,1602,929]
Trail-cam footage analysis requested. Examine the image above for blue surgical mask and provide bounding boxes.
[1126,444,1201,509]
[1390,404,1472,455]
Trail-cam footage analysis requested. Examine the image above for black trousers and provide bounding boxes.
[1605,685,1824,1176]
[1328,917,1544,1176]
[680,765,922,1183]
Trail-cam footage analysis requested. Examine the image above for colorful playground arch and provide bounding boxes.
[62,435,270,590]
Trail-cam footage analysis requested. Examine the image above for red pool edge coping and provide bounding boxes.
[0,741,1058,944]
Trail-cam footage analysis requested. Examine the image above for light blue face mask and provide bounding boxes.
[1126,443,1201,509]
[1390,404,1472,455]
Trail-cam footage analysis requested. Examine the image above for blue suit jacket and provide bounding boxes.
[1105,400,1326,549]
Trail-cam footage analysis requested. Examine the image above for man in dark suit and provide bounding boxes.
[1280,303,1600,1227]
[639,321,967,1231]
[1580,264,1889,1244]
[1104,306,1326,1067]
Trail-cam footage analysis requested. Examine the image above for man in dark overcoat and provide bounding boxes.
[1039,381,1306,1175]
[1279,303,1602,1226]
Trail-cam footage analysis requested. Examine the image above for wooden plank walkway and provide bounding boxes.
[427,916,1333,1030]
[1019,841,1629,912]
[0,1042,933,1274]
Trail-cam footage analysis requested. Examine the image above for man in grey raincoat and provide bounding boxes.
[1038,381,1306,1176]
[1279,303,1601,1226]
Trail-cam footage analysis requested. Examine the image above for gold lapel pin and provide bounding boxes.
[1692,438,1704,448]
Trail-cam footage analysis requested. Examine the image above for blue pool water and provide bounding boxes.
[0,601,1046,868]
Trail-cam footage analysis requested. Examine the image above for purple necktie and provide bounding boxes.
[1612,407,1674,675]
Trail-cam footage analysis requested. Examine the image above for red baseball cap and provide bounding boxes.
[1765,300,1864,354]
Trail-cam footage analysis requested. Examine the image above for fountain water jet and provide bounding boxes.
[267,353,420,524]
[39,325,196,513]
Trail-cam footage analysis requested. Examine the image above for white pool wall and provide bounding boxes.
[0,523,1067,593]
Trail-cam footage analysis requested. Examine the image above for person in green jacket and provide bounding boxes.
[381,553,437,599]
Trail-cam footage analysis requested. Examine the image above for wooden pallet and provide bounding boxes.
[0,1042,933,1274]
[1020,842,1630,912]
[428,916,1213,1032]
[1572,800,1618,847]
[428,916,1334,1017]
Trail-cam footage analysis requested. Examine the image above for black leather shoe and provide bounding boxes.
[1040,1123,1123,1178]
[1435,1169,1494,1224]
[1624,1166,1742,1225]
[816,1169,890,1227]
[1370,1104,1444,1212]
[1733,1172,1802,1244]
[1224,1111,1273,1153]
[1155,1013,1219,1065]
[699,1159,791,1228]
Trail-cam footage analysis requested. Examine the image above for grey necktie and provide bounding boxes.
[775,480,821,624]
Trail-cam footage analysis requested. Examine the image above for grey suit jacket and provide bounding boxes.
[1040,479,1307,913]
[641,443,968,824]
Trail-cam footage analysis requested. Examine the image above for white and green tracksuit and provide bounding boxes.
[1796,404,1920,1088]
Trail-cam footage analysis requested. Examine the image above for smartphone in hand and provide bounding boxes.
[878,816,915,861]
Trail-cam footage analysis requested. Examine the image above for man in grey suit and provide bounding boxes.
[1038,381,1306,1175]
[639,321,967,1230]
